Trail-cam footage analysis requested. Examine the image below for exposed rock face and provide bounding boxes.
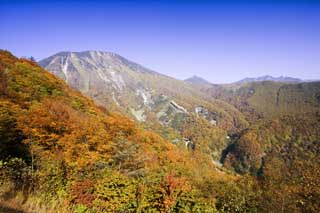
[195,106,218,126]
[39,51,147,94]
[170,101,188,113]
[39,51,209,129]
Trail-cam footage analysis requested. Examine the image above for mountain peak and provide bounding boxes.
[49,50,119,59]
[185,75,212,85]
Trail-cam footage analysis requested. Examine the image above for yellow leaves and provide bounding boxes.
[94,170,136,211]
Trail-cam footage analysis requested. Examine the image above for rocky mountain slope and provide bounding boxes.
[39,51,238,124]
[39,51,248,161]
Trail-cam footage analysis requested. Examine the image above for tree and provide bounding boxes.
[29,56,36,62]
[94,170,136,212]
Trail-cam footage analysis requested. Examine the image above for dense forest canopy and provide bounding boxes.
[0,50,319,212]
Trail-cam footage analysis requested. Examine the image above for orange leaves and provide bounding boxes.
[0,51,18,67]
[19,58,39,67]
[1,49,192,175]
[1,51,231,212]
[158,172,191,212]
[0,67,8,96]
[17,99,76,148]
[14,93,186,170]
[70,180,96,207]
[162,172,189,195]
[103,114,137,137]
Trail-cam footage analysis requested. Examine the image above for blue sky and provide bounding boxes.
[1,0,319,83]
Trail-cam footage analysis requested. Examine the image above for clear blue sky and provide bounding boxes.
[1,0,319,83]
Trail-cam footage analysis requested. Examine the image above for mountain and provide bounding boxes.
[184,75,213,86]
[38,50,206,121]
[2,50,320,212]
[202,80,320,121]
[39,50,249,161]
[0,50,190,175]
[235,75,302,84]
[0,50,236,212]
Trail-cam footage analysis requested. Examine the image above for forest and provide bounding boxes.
[0,50,319,212]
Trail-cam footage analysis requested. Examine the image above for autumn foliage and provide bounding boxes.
[0,50,319,212]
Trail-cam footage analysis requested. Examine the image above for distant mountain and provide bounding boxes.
[185,75,213,85]
[235,75,302,84]
[202,80,320,122]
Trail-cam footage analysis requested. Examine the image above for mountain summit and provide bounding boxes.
[185,75,212,85]
[39,50,158,92]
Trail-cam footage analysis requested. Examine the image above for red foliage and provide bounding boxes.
[70,180,96,207]
[159,172,189,212]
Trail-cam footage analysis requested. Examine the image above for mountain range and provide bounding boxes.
[185,75,304,86]
[39,51,250,161]
[1,50,319,212]
[235,75,303,84]
[39,50,320,161]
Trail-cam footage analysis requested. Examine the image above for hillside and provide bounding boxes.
[0,50,241,212]
[39,51,246,129]
[202,81,320,121]
[184,75,320,212]
[39,51,249,162]
[1,51,320,212]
